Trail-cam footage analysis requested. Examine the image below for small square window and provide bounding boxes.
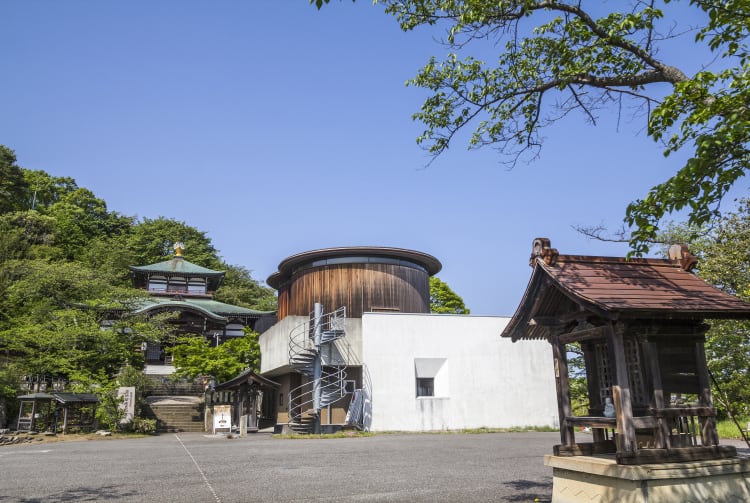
[416,377,434,397]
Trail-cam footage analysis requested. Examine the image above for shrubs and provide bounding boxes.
[129,417,156,434]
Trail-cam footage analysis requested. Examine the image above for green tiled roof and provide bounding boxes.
[134,297,272,321]
[129,258,224,276]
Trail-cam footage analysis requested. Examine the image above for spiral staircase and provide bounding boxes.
[287,304,368,433]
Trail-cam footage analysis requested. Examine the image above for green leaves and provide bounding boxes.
[0,146,29,214]
[213,264,277,312]
[126,217,221,268]
[391,0,682,169]
[370,1,750,253]
[429,276,470,314]
[171,331,261,383]
[630,59,750,254]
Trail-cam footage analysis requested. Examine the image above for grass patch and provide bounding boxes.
[414,426,558,435]
[718,418,750,440]
[274,426,558,439]
[460,426,558,434]
[273,430,374,439]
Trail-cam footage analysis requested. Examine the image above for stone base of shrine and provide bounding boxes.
[545,454,750,503]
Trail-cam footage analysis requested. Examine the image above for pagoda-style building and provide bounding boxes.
[129,243,273,373]
[503,238,750,501]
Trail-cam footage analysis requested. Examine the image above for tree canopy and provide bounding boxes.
[316,0,750,254]
[0,146,29,214]
[0,146,276,425]
[429,276,470,314]
[171,331,261,383]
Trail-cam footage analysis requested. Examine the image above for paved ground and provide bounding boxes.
[0,431,558,502]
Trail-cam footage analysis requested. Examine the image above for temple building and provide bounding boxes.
[121,244,279,433]
[128,243,273,375]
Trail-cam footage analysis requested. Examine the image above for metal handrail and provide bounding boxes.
[288,306,347,364]
[330,336,373,431]
[288,365,348,423]
[287,305,349,431]
[285,304,370,431]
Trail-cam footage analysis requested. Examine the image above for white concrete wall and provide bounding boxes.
[259,316,306,375]
[362,313,558,432]
[259,316,363,375]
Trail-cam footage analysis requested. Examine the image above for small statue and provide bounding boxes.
[603,397,615,418]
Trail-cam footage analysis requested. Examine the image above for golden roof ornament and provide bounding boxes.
[173,242,185,258]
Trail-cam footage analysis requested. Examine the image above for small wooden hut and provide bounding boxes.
[16,393,98,433]
[210,369,279,433]
[502,238,750,465]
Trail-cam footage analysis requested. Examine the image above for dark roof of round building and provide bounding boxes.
[267,246,442,289]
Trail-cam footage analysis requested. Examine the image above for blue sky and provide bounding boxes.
[2,1,746,315]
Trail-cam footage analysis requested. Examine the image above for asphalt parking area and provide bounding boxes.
[0,431,558,502]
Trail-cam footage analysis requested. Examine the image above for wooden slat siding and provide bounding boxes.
[659,341,702,392]
[607,323,637,457]
[558,325,608,344]
[581,341,608,443]
[616,445,737,465]
[280,263,430,319]
[277,287,290,320]
[582,342,601,413]
[551,335,575,448]
[643,339,669,449]
[695,340,719,446]
[554,441,617,456]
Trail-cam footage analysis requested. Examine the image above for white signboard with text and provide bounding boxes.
[213,404,232,433]
[117,386,136,424]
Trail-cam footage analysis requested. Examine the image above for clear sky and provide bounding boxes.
[2,1,746,316]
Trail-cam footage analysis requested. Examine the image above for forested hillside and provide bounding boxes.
[0,145,276,428]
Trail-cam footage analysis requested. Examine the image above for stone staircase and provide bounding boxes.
[142,374,205,433]
[144,396,204,433]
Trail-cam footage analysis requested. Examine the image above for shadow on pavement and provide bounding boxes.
[502,478,552,503]
[8,485,140,502]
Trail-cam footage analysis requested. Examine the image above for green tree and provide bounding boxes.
[0,146,29,214]
[171,331,261,383]
[46,190,114,259]
[0,256,166,389]
[0,364,21,429]
[0,148,271,409]
[213,264,277,311]
[11,169,134,260]
[429,276,470,314]
[22,169,78,211]
[0,211,57,265]
[77,234,138,287]
[658,199,750,418]
[316,1,750,255]
[127,217,222,268]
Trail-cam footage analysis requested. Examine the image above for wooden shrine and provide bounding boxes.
[209,369,279,434]
[502,238,750,465]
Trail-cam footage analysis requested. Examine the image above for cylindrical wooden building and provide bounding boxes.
[267,247,442,320]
